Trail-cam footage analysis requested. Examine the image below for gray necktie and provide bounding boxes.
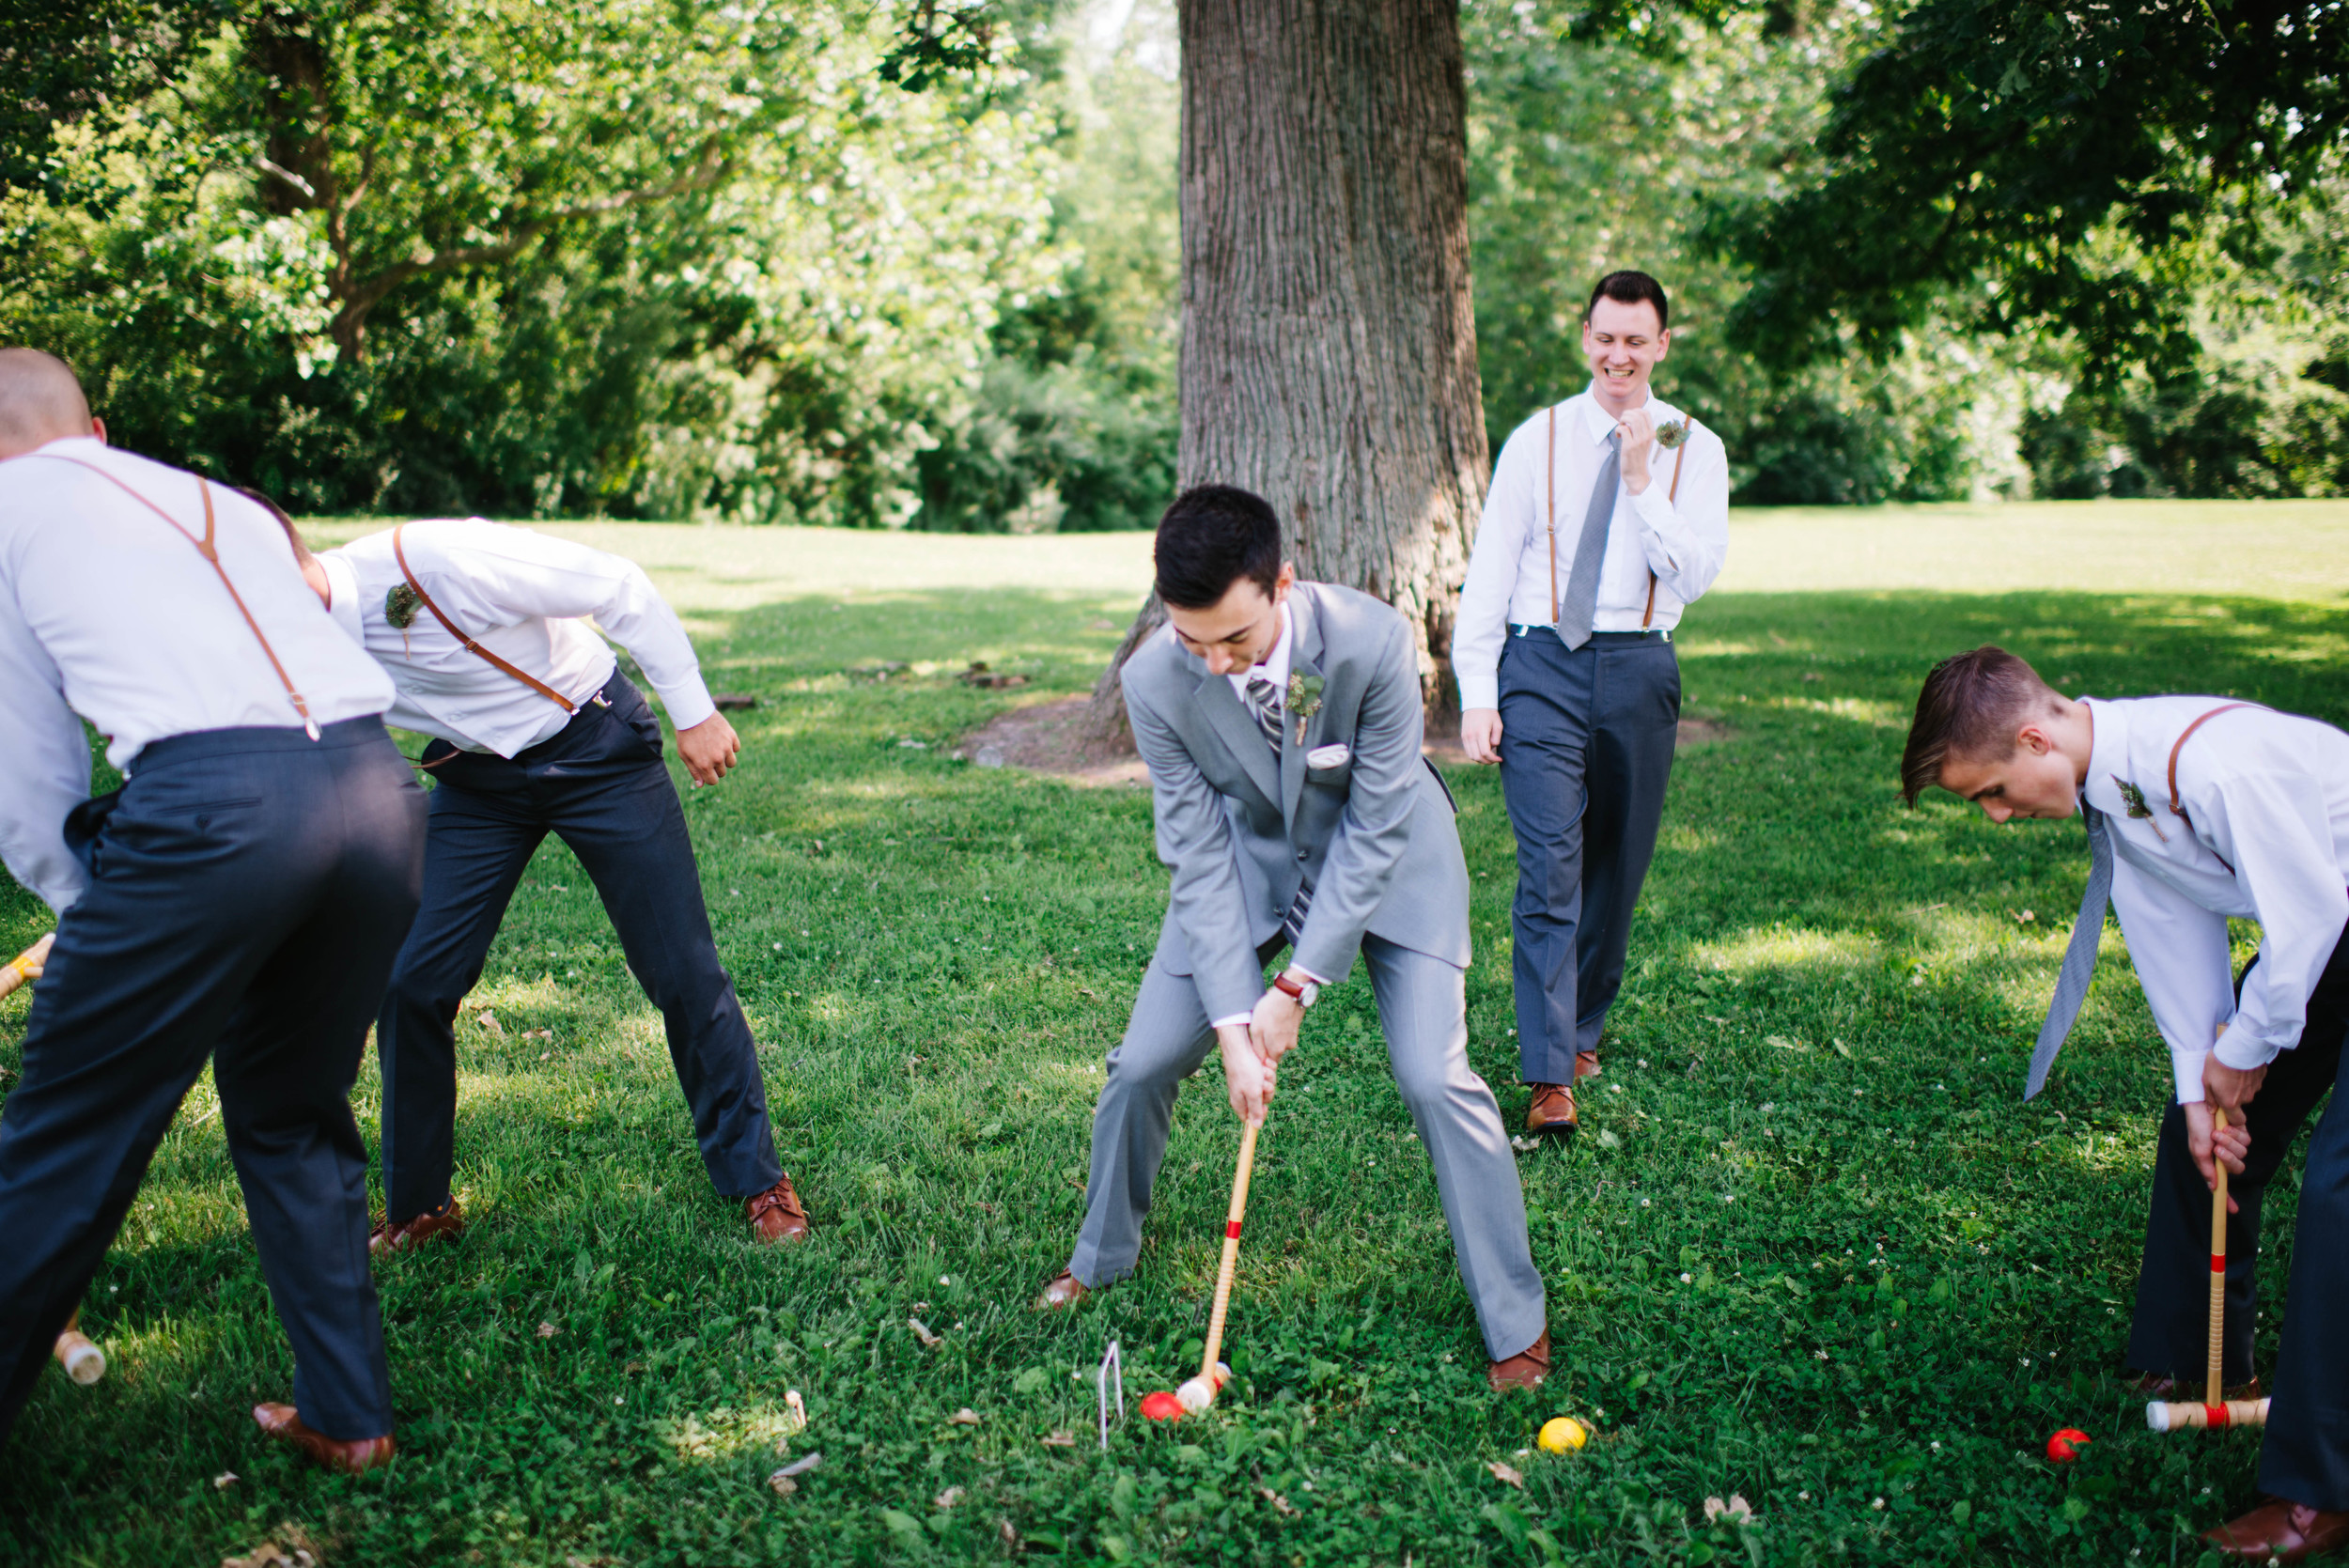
[1557,431,1622,650]
[2024,805,2114,1099]
[1243,674,1283,751]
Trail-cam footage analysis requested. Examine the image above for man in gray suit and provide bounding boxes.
[1036,485,1551,1390]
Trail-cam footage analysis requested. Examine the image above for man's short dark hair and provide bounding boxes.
[1585,271,1670,331]
[237,486,314,567]
[1154,485,1282,609]
[1900,645,2061,806]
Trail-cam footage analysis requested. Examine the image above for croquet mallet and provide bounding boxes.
[1164,1117,1262,1417]
[54,1310,104,1386]
[2147,1107,2269,1432]
[0,933,52,1002]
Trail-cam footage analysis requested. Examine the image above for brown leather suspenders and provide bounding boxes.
[2166,703,2262,873]
[391,522,576,716]
[1545,408,1695,632]
[36,456,322,738]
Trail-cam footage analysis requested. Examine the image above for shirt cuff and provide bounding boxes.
[2170,1047,2210,1106]
[1210,1013,1252,1031]
[2214,1024,2283,1072]
[1457,670,1500,713]
[650,672,718,734]
[1285,963,1328,986]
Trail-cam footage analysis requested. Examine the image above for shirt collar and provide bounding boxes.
[1230,599,1294,696]
[319,550,365,644]
[1576,384,1680,444]
[2080,696,2125,817]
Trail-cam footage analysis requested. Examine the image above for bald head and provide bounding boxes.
[0,349,97,461]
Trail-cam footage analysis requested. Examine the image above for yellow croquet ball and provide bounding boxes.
[1538,1417,1589,1453]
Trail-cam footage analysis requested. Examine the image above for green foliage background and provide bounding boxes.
[2,0,2343,521]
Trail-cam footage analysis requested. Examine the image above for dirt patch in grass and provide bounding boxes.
[958,697,1735,783]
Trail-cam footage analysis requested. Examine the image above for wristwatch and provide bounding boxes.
[1271,971,1319,1009]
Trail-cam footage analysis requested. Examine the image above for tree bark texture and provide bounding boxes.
[1087,0,1488,740]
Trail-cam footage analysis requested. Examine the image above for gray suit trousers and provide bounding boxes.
[1067,933,1547,1361]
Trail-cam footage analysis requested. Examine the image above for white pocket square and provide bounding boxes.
[1306,743,1351,769]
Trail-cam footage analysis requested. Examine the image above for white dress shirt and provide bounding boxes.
[1208,601,1323,1026]
[0,437,395,913]
[1452,385,1730,712]
[319,520,717,758]
[2079,696,2349,1102]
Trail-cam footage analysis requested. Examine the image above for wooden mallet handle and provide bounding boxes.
[2208,1107,2230,1407]
[0,933,53,1001]
[1200,1119,1262,1389]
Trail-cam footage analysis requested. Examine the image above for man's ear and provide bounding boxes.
[1653,328,1671,363]
[1273,562,1296,600]
[89,416,107,445]
[2015,722,2054,756]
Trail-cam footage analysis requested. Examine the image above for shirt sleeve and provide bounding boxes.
[0,586,93,914]
[2196,762,2349,1072]
[1626,423,1729,607]
[1453,417,1541,713]
[2107,848,2237,1102]
[443,525,717,731]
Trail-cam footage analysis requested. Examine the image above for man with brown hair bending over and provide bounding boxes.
[275,514,808,1253]
[1902,645,2349,1560]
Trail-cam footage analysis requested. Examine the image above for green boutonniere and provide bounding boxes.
[385,582,422,630]
[2113,777,2153,818]
[1655,419,1690,449]
[1286,673,1325,746]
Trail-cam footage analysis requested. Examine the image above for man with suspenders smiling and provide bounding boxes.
[1904,646,2349,1560]
[1452,272,1731,1141]
[282,516,809,1253]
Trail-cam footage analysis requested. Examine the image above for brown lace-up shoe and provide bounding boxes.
[745,1174,810,1243]
[1525,1082,1577,1139]
[1488,1328,1552,1392]
[1036,1270,1089,1312]
[368,1197,464,1257]
[2203,1500,2349,1562]
[1574,1051,1602,1081]
[253,1403,397,1474]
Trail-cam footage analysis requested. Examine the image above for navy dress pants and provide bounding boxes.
[2126,946,2341,1388]
[0,718,424,1444]
[1495,628,1680,1085]
[375,674,780,1223]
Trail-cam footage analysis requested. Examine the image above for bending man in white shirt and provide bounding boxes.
[1904,645,2349,1562]
[0,349,420,1472]
[276,514,809,1252]
[1451,271,1729,1141]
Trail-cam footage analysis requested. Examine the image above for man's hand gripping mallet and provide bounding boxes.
[2146,1106,2269,1433]
[0,932,51,1002]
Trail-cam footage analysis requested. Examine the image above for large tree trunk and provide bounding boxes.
[1084,0,1487,743]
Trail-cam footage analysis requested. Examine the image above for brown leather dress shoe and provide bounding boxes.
[1574,1051,1602,1081]
[2204,1500,2349,1562]
[253,1403,397,1475]
[1036,1270,1089,1312]
[1488,1328,1551,1392]
[745,1174,810,1243]
[368,1196,464,1257]
[1525,1082,1577,1139]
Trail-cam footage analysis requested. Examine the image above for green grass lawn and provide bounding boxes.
[5,501,2348,1566]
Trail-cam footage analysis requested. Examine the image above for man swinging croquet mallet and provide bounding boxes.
[1902,646,2349,1560]
[275,511,808,1252]
[1037,485,1550,1391]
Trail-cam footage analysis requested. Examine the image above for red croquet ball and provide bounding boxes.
[1141,1391,1185,1422]
[2046,1428,2092,1463]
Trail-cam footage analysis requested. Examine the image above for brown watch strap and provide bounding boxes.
[392,523,575,714]
[1272,972,1309,1001]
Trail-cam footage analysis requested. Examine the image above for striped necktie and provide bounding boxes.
[2024,805,2114,1099]
[1243,674,1283,751]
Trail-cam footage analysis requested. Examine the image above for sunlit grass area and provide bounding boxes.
[4,501,2346,1564]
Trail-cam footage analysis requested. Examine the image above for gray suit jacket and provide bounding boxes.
[1124,582,1472,1020]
